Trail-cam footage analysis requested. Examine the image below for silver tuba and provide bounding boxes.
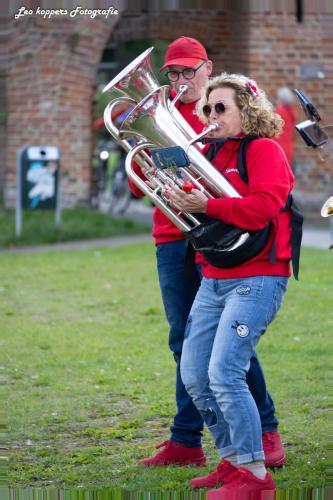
[102,47,197,186]
[103,48,249,250]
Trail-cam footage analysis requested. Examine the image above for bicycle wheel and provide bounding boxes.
[109,168,132,215]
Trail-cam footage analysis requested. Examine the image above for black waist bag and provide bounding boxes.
[186,213,272,268]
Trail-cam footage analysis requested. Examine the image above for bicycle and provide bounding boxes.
[92,144,133,215]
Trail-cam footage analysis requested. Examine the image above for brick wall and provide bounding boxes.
[2,2,333,212]
[2,14,114,207]
[244,10,333,213]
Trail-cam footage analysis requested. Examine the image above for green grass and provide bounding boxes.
[1,244,331,491]
[0,208,150,248]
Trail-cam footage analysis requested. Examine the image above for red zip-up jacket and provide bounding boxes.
[128,96,206,245]
[200,137,295,279]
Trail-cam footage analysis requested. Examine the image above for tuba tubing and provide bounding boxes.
[126,142,193,232]
[104,98,134,146]
[104,98,154,175]
[126,141,250,252]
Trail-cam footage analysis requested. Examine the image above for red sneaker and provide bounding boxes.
[190,460,237,489]
[138,440,207,467]
[207,467,276,500]
[263,431,286,468]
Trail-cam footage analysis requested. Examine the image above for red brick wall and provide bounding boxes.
[2,3,332,212]
[244,10,333,213]
[3,14,113,207]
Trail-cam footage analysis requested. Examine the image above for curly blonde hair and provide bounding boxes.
[197,73,284,138]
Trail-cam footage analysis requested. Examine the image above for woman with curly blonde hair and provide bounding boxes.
[197,72,284,138]
[167,73,300,498]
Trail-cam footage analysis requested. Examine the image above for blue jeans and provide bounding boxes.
[156,240,203,447]
[180,276,288,463]
[156,240,279,448]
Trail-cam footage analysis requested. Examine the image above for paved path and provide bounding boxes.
[1,200,332,254]
[0,234,153,254]
[301,225,332,250]
[1,224,331,254]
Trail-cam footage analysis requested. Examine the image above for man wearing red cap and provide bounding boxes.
[130,37,285,478]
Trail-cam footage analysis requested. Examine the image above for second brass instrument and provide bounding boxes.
[321,196,333,217]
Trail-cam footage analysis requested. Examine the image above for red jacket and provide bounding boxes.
[128,97,206,244]
[201,137,295,279]
[273,105,297,167]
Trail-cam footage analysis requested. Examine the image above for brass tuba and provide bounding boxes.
[103,48,249,250]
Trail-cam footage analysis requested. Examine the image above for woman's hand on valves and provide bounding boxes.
[165,184,208,213]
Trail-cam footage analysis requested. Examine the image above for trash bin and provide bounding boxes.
[16,145,61,236]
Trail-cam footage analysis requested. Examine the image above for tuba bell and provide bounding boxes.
[102,48,195,176]
[102,47,250,251]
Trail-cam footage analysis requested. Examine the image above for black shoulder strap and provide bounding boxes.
[205,140,227,162]
[237,136,259,184]
[268,194,303,280]
[284,194,303,280]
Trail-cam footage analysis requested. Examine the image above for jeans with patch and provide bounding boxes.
[157,240,280,448]
[180,275,288,463]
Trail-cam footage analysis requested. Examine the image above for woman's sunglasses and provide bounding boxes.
[202,102,226,117]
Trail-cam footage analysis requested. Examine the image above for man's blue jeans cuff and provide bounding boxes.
[171,436,202,448]
[262,424,278,433]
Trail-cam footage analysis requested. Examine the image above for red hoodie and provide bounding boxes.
[127,97,206,244]
[201,137,295,279]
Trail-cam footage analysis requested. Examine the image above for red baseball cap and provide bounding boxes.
[160,37,208,70]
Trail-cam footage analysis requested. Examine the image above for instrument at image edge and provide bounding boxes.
[294,89,332,223]
[321,196,333,217]
[102,47,249,250]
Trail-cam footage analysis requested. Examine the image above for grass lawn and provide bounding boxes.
[0,207,150,248]
[1,243,330,492]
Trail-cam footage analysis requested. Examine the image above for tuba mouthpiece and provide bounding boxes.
[207,123,219,132]
[169,85,188,111]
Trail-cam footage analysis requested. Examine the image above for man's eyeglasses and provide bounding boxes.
[202,102,226,117]
[166,61,206,82]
